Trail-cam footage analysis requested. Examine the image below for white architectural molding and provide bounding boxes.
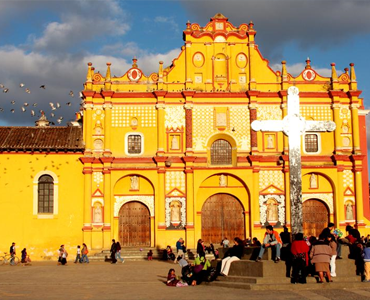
[114,196,154,217]
[33,170,59,217]
[165,197,186,228]
[259,194,285,225]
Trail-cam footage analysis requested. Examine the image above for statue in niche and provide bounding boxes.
[171,135,179,150]
[266,199,278,222]
[267,135,274,149]
[219,174,227,187]
[310,173,317,189]
[93,204,103,223]
[130,176,139,190]
[346,202,354,220]
[170,200,182,226]
[341,120,349,133]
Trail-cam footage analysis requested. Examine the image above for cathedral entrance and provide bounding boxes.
[302,199,329,238]
[201,194,244,244]
[118,201,150,247]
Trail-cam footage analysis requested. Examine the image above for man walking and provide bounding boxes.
[174,238,185,263]
[256,225,282,263]
[9,242,16,265]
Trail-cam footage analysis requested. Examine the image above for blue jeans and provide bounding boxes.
[81,254,89,263]
[258,243,281,259]
[115,251,124,262]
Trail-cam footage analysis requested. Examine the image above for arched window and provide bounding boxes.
[38,175,54,213]
[211,139,232,165]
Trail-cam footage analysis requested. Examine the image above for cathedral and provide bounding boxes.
[0,14,369,259]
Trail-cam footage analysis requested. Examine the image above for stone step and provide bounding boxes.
[210,280,368,290]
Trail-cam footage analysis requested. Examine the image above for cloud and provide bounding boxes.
[153,16,180,33]
[180,0,370,61]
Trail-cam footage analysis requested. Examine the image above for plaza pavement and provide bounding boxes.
[1,260,370,300]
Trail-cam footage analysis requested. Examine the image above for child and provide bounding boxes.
[362,242,370,282]
[147,250,153,261]
[74,245,81,263]
[166,268,188,287]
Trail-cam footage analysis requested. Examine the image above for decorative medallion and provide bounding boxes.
[93,73,103,82]
[127,68,142,81]
[235,53,248,69]
[192,52,205,68]
[302,69,316,81]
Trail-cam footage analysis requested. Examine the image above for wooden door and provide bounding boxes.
[119,201,150,247]
[201,194,245,244]
[303,199,329,238]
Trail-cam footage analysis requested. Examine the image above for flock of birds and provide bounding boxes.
[0,83,82,125]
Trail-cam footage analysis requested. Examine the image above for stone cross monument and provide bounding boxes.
[251,86,336,234]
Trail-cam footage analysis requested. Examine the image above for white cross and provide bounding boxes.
[251,86,336,234]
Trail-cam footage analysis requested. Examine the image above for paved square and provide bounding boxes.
[1,261,370,300]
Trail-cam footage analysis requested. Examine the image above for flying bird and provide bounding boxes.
[10,109,14,113]
[31,110,35,116]
[0,84,4,88]
[40,85,46,89]
[56,103,61,108]
[66,102,71,106]
[19,83,25,88]
[32,103,37,107]
[21,107,26,112]
[57,119,62,124]
[51,113,55,117]
[24,102,29,106]
[3,88,9,93]
[69,91,74,97]
[0,107,4,112]
[25,88,31,94]
[79,92,83,98]
[11,101,15,105]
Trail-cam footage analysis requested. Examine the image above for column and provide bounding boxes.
[81,158,94,247]
[250,168,260,238]
[336,166,345,227]
[85,104,93,154]
[332,103,341,153]
[354,160,365,227]
[155,91,166,156]
[102,95,113,156]
[101,157,113,249]
[351,104,360,154]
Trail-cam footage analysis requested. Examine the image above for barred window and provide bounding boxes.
[128,134,142,154]
[38,175,54,213]
[305,134,319,153]
[211,139,232,165]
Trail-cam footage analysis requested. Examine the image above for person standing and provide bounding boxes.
[81,243,89,263]
[110,239,117,264]
[60,245,68,265]
[362,242,370,282]
[74,245,81,263]
[174,238,184,263]
[196,239,205,258]
[115,241,124,263]
[290,233,309,284]
[310,233,332,283]
[328,235,337,277]
[9,242,16,265]
[222,237,230,248]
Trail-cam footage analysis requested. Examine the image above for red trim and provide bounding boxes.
[82,91,96,98]
[101,91,114,97]
[158,224,166,229]
[100,157,114,164]
[80,157,95,164]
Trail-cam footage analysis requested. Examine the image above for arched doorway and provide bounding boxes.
[119,201,150,247]
[303,199,329,237]
[201,194,245,244]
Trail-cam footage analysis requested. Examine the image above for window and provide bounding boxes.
[304,133,320,153]
[38,175,54,213]
[125,133,144,155]
[211,139,232,165]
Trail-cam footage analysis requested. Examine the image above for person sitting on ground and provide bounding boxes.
[220,237,244,276]
[166,268,188,287]
[310,233,332,283]
[193,255,212,284]
[178,255,196,286]
[290,233,309,284]
[256,225,282,263]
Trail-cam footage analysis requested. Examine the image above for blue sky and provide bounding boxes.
[0,0,369,137]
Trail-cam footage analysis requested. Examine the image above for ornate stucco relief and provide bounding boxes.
[229,106,250,151]
[259,195,285,224]
[343,170,354,189]
[114,196,154,216]
[259,170,284,191]
[300,105,332,121]
[257,106,282,121]
[302,193,333,214]
[165,106,185,129]
[165,171,186,194]
[193,106,213,151]
[111,106,156,127]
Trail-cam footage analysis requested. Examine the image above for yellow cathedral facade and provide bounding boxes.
[0,14,369,259]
